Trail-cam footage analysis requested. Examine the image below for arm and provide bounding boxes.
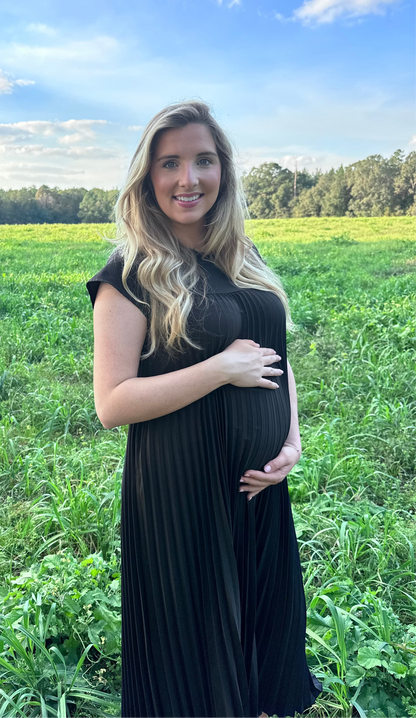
[103,359,228,429]
[93,282,229,429]
[284,360,302,456]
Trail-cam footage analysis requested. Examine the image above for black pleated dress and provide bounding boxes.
[86,247,323,718]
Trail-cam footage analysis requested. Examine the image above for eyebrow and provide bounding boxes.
[156,151,218,162]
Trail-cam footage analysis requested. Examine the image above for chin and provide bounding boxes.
[170,209,208,223]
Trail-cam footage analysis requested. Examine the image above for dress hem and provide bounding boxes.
[260,671,323,718]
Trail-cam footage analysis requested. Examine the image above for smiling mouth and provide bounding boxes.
[172,193,204,202]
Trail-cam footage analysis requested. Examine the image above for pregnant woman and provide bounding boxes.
[86,100,323,718]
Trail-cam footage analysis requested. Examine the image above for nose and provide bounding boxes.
[178,162,200,189]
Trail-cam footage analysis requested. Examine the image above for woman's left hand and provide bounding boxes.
[239,443,302,501]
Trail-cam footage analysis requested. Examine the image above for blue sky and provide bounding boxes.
[0,0,414,189]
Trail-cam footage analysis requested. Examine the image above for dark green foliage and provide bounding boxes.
[0,551,121,716]
[242,150,416,219]
[78,189,119,224]
[0,186,119,225]
[242,162,316,218]
[394,151,416,216]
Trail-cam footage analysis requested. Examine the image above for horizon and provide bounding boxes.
[1,146,411,193]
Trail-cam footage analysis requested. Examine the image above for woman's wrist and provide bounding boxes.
[283,439,302,456]
[204,353,231,387]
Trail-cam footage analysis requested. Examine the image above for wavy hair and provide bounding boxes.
[103,99,295,360]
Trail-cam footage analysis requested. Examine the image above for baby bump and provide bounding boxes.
[220,378,291,477]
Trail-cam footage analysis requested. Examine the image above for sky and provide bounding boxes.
[0,0,414,190]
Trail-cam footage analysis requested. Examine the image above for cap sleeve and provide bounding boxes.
[86,251,150,319]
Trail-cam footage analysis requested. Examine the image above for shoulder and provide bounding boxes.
[106,248,145,276]
[86,249,149,316]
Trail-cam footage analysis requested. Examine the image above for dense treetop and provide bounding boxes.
[242,150,415,219]
[0,186,119,226]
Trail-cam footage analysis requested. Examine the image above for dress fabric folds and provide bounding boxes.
[86,248,323,718]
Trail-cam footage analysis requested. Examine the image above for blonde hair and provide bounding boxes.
[104,99,295,360]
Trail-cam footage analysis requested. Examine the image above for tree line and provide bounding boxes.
[0,186,118,225]
[242,150,415,219]
[0,150,414,224]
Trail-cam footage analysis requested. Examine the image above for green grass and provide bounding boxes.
[0,217,415,717]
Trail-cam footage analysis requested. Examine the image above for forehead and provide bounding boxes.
[154,123,216,154]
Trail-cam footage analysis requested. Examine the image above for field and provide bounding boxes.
[0,217,415,717]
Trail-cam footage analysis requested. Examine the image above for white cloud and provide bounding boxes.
[26,23,57,36]
[0,120,56,137]
[1,162,84,174]
[410,135,416,145]
[0,71,13,94]
[0,143,120,159]
[0,117,123,188]
[293,0,401,24]
[58,133,86,145]
[236,146,360,174]
[59,119,108,137]
[0,134,22,144]
[127,125,144,131]
[14,78,35,86]
[0,155,129,190]
[274,11,295,22]
[0,68,34,94]
[0,136,129,188]
[8,36,119,65]
[217,0,241,6]
[0,162,85,180]
[0,119,108,139]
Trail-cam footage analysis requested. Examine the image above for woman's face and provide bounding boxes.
[149,123,222,246]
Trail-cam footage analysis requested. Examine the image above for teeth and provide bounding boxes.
[175,194,201,202]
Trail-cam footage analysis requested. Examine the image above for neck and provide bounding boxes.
[171,219,205,250]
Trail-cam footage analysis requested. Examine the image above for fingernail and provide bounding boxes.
[264,465,271,472]
[240,479,245,483]
[244,473,250,477]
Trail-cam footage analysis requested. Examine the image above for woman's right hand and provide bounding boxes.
[217,339,284,389]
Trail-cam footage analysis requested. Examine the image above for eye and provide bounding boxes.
[163,161,177,169]
[198,158,212,166]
